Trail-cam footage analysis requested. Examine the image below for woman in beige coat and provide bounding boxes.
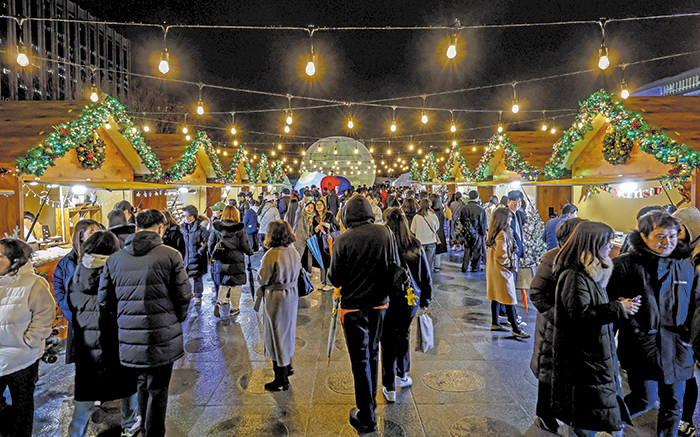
[257,221,301,392]
[486,208,530,338]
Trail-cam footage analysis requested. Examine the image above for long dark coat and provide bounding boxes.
[207,220,254,286]
[551,267,630,432]
[312,211,339,269]
[181,217,210,277]
[607,230,700,384]
[434,208,448,255]
[68,262,136,401]
[529,248,558,382]
[53,249,78,363]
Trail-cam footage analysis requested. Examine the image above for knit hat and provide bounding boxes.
[673,207,700,247]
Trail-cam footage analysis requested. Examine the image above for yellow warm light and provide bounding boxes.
[158,50,170,74]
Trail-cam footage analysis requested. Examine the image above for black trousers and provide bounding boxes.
[136,363,174,437]
[462,236,484,270]
[381,304,418,391]
[343,308,386,425]
[536,381,558,427]
[0,360,39,437]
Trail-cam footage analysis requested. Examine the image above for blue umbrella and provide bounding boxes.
[306,236,324,269]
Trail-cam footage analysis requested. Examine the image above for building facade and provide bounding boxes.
[632,67,700,97]
[0,0,130,101]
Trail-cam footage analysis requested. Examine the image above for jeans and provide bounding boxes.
[625,374,685,437]
[218,285,242,308]
[381,304,418,391]
[136,363,174,437]
[189,276,204,299]
[423,243,436,272]
[491,301,521,333]
[0,360,39,436]
[68,393,138,437]
[433,251,441,269]
[343,308,386,426]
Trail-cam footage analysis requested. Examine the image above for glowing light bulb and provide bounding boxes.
[472,147,476,151]
[196,99,204,115]
[511,100,519,114]
[233,140,238,146]
[284,125,290,133]
[497,123,503,133]
[387,149,392,155]
[182,126,189,134]
[348,119,354,129]
[223,151,228,156]
[333,148,338,155]
[158,50,170,74]
[418,149,422,154]
[16,45,29,67]
[143,125,150,132]
[131,127,137,134]
[185,134,191,141]
[286,114,293,125]
[550,127,556,134]
[421,112,428,124]
[104,122,111,129]
[390,121,397,132]
[271,151,276,156]
[369,147,374,153]
[598,45,610,70]
[302,151,306,156]
[450,123,456,133]
[541,122,547,131]
[354,147,358,154]
[306,61,316,76]
[89,87,99,102]
[230,127,236,135]
[217,148,221,154]
[621,80,629,99]
[409,144,414,151]
[446,43,457,59]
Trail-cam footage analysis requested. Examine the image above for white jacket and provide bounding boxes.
[411,211,440,245]
[0,263,56,376]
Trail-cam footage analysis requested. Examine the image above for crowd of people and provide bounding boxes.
[3,183,700,436]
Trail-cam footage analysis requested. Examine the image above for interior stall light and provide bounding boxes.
[72,185,87,195]
[178,187,189,194]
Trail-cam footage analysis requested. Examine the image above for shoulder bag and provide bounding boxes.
[297,268,314,297]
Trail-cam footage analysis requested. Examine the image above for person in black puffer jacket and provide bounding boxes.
[98,210,191,437]
[107,209,136,249]
[161,210,186,259]
[328,194,399,434]
[607,211,700,437]
[67,231,138,437]
[528,217,585,435]
[180,205,209,306]
[551,221,639,436]
[208,206,254,318]
[380,207,432,403]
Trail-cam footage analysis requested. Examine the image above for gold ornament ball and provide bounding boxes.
[78,147,85,152]
[78,156,85,161]
[44,147,52,153]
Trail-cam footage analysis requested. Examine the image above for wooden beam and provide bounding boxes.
[536,185,573,222]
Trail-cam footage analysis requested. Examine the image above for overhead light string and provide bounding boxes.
[158,25,170,75]
[511,83,520,113]
[196,83,205,115]
[305,26,316,77]
[620,64,630,99]
[598,19,610,70]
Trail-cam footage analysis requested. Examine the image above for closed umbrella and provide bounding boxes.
[327,288,341,366]
[306,236,324,269]
[247,256,256,299]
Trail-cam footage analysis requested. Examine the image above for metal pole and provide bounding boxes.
[659,179,674,205]
[558,185,570,204]
[25,186,52,242]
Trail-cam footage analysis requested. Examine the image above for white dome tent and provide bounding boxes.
[300,136,376,187]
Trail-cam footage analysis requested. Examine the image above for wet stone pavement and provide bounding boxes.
[14,251,681,436]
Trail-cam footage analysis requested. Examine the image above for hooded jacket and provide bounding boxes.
[329,195,398,309]
[98,231,192,368]
[108,224,136,249]
[53,248,78,363]
[162,224,186,259]
[608,230,700,384]
[529,248,559,382]
[401,244,433,308]
[0,263,56,377]
[207,220,254,286]
[181,217,210,277]
[68,255,136,401]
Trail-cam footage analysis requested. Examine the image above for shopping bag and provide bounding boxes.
[415,312,435,353]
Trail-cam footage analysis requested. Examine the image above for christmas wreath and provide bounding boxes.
[76,135,106,170]
[602,126,634,165]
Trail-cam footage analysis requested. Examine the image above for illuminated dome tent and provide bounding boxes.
[300,137,376,187]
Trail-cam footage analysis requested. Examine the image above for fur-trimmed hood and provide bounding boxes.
[628,229,693,260]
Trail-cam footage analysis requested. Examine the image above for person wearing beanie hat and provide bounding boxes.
[328,194,401,433]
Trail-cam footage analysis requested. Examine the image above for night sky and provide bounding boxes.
[79,0,700,166]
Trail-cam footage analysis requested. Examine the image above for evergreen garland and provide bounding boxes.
[75,135,106,170]
[602,126,634,165]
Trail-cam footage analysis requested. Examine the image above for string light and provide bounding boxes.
[229,113,237,135]
[104,122,111,129]
[541,112,547,131]
[143,125,150,132]
[182,125,189,134]
[333,148,338,155]
[16,42,29,67]
[354,146,359,154]
[446,33,458,59]
[390,106,397,133]
[185,134,191,141]
[284,125,290,133]
[511,84,520,114]
[621,79,629,99]
[196,99,205,115]
[159,49,170,74]
[597,21,610,70]
[305,31,316,76]
[421,111,428,124]
[89,86,99,103]
[347,117,354,129]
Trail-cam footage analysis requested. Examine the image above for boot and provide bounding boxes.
[264,362,290,392]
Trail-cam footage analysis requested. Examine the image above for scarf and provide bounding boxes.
[584,256,613,287]
[82,253,110,269]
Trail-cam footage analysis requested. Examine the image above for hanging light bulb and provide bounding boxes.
[143,125,150,132]
[421,111,428,124]
[196,99,204,115]
[620,79,629,99]
[541,121,548,131]
[333,148,338,155]
[286,110,293,125]
[390,120,397,132]
[230,127,236,135]
[89,86,99,103]
[354,147,359,154]
[418,148,422,154]
[233,140,239,146]
[451,123,456,133]
[223,151,228,156]
[306,52,316,76]
[158,49,170,74]
[446,34,458,59]
[347,118,354,129]
[550,127,556,134]
[182,126,189,134]
[497,123,503,133]
[284,125,290,133]
[16,43,29,67]
[598,44,610,70]
[185,134,191,141]
[302,151,306,156]
[369,147,374,153]
[511,99,519,114]
[278,144,283,150]
[409,144,414,151]
[387,149,392,155]
[217,148,221,154]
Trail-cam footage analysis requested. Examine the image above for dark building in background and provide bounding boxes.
[0,0,130,101]
[632,67,700,97]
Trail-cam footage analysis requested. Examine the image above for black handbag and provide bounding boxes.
[297,268,314,297]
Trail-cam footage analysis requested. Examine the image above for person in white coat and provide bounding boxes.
[0,238,56,436]
[410,199,441,272]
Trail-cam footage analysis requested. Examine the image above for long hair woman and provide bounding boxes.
[410,199,440,272]
[551,221,639,436]
[67,231,138,437]
[257,221,302,391]
[380,208,433,402]
[485,208,529,338]
[161,210,186,259]
[292,201,317,273]
[429,193,448,271]
[0,238,55,436]
[53,219,102,364]
[401,197,419,228]
[207,205,254,318]
[312,199,339,291]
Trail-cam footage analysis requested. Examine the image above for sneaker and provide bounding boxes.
[490,324,508,332]
[193,298,202,306]
[395,375,413,388]
[230,308,240,317]
[516,315,527,327]
[679,420,697,437]
[382,386,396,403]
[512,330,531,339]
[214,303,221,317]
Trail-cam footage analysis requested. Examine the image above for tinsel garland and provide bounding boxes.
[544,90,700,181]
[472,132,541,181]
[75,135,106,170]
